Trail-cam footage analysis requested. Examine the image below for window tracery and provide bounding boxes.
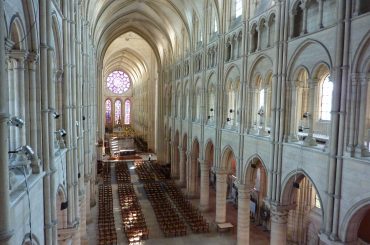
[106,71,131,94]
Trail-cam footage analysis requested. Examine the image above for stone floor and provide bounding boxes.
[87,161,270,245]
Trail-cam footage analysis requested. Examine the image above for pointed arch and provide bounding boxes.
[280,169,324,218]
[287,39,332,80]
[341,196,370,242]
[220,145,236,174]
[243,154,268,185]
[9,15,27,50]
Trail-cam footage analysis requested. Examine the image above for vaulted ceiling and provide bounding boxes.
[85,0,219,65]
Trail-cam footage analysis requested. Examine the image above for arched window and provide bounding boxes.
[235,0,242,18]
[124,99,131,124]
[105,99,112,124]
[114,100,122,124]
[106,71,131,94]
[259,88,265,109]
[214,18,218,33]
[319,75,333,120]
[292,2,304,38]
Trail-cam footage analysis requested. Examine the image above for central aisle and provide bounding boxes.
[128,162,163,239]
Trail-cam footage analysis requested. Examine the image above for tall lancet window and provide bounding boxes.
[259,88,265,109]
[115,100,122,124]
[320,75,333,120]
[105,99,112,124]
[124,99,131,124]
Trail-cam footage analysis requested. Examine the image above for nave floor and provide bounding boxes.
[87,162,270,245]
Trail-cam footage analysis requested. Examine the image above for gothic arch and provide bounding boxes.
[291,65,310,84]
[9,15,27,50]
[243,154,268,185]
[280,169,324,218]
[220,145,237,173]
[311,62,331,80]
[204,139,214,167]
[341,196,370,242]
[263,70,273,86]
[251,73,263,89]
[287,39,333,80]
[207,71,216,83]
[224,64,240,82]
[248,54,274,84]
[22,233,40,245]
[352,30,370,73]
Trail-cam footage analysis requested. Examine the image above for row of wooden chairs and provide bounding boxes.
[115,162,131,183]
[148,161,168,180]
[163,181,210,233]
[116,164,149,244]
[143,182,187,237]
[134,161,156,182]
[101,164,112,185]
[98,184,117,245]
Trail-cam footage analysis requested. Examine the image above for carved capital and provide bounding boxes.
[270,205,290,224]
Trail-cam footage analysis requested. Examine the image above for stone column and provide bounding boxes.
[237,184,251,245]
[0,1,13,241]
[0,116,14,244]
[10,51,28,165]
[288,83,299,141]
[27,53,41,173]
[249,88,258,133]
[355,75,368,156]
[347,74,358,153]
[266,23,271,48]
[199,160,210,211]
[6,53,16,152]
[215,169,228,223]
[40,0,52,243]
[70,4,80,242]
[187,153,198,197]
[179,146,186,187]
[186,151,192,194]
[249,31,254,53]
[270,207,289,245]
[304,79,317,146]
[289,14,295,38]
[256,27,261,51]
[170,142,176,178]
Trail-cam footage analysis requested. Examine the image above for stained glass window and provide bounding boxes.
[115,100,122,124]
[124,99,131,124]
[106,71,131,94]
[105,99,112,123]
[320,75,333,120]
